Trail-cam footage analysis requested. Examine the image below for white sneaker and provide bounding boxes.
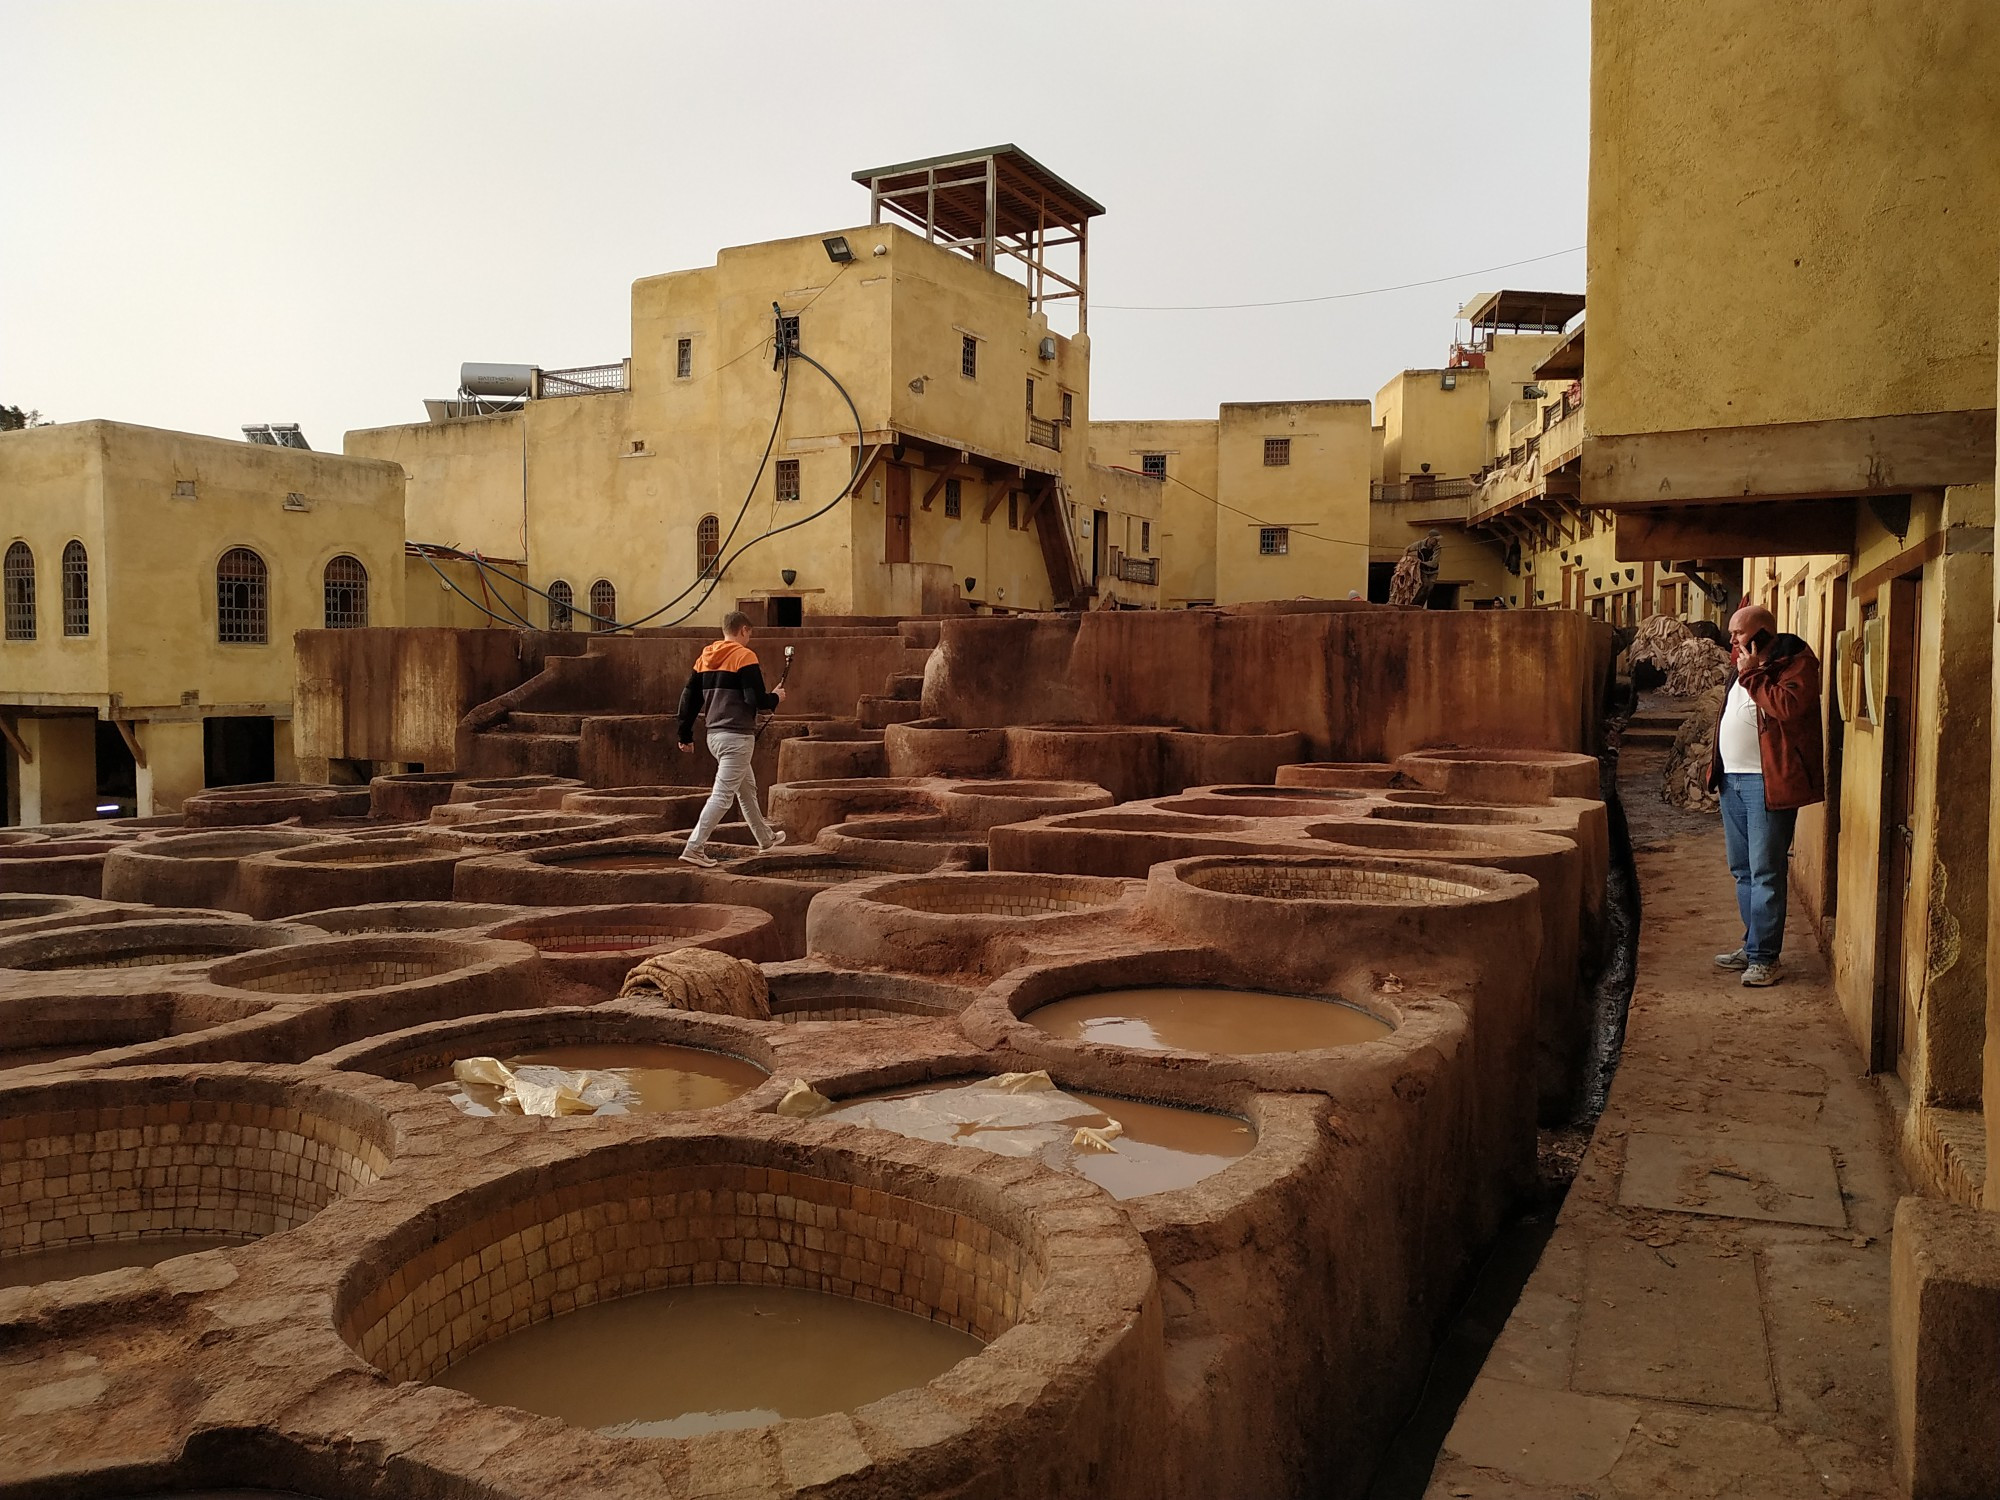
[759,830,788,852]
[679,846,717,868]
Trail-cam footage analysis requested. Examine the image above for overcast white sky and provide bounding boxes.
[2,0,1589,447]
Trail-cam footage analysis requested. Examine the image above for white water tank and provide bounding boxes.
[460,363,535,397]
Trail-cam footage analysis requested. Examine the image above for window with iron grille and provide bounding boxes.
[322,554,368,629]
[1061,391,1073,425]
[676,338,692,379]
[1259,527,1289,556]
[944,478,962,519]
[696,515,721,577]
[1141,521,1151,554]
[1007,493,1019,530]
[61,541,88,637]
[3,542,34,641]
[589,578,616,628]
[1024,377,1035,415]
[777,316,801,357]
[961,335,977,379]
[548,579,574,631]
[1141,453,1166,479]
[216,547,268,643]
[1263,438,1291,467]
[776,458,801,502]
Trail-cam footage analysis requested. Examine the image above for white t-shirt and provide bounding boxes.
[1718,680,1762,774]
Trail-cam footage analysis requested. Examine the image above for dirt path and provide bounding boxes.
[1424,745,1905,1499]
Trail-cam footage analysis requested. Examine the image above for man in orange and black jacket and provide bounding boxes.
[675,611,787,866]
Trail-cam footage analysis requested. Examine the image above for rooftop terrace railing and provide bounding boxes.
[537,363,629,398]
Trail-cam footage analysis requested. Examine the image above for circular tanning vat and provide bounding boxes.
[319,1005,775,1116]
[0,1068,392,1288]
[775,723,888,781]
[0,893,112,935]
[333,1122,1155,1480]
[485,902,778,997]
[763,964,974,1023]
[1394,747,1600,803]
[1025,986,1391,1056]
[445,775,583,806]
[0,830,46,847]
[805,871,1133,979]
[820,814,990,871]
[288,900,529,935]
[932,778,1115,831]
[450,837,708,906]
[1367,801,1551,826]
[0,839,121,898]
[100,828,330,912]
[368,769,464,821]
[1153,792,1361,819]
[560,785,712,824]
[235,836,465,920]
[1275,762,1408,790]
[882,719,1010,778]
[766,777,935,841]
[422,811,647,852]
[0,918,305,974]
[822,1073,1255,1201]
[181,783,371,828]
[0,990,277,1073]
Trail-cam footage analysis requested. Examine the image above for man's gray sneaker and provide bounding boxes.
[759,830,788,851]
[1741,962,1780,987]
[1714,949,1749,970]
[679,846,717,869]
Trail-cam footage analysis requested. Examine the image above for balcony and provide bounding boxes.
[1371,477,1477,504]
[1028,416,1062,452]
[537,363,629,398]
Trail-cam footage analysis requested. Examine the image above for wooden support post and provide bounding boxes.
[114,718,148,770]
[981,482,1013,524]
[0,715,30,766]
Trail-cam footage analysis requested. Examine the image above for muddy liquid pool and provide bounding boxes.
[1027,985,1390,1054]
[0,1234,257,1288]
[827,1079,1254,1199]
[436,1283,981,1437]
[415,1043,766,1113]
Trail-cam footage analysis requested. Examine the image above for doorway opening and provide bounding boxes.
[204,716,276,789]
[769,595,804,627]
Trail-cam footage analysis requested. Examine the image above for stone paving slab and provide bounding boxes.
[1618,1131,1848,1227]
[1573,1236,1774,1409]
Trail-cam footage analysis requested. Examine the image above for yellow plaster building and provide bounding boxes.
[348,149,1163,627]
[0,421,406,820]
[1090,401,1371,607]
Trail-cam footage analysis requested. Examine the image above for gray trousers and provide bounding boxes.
[687,729,774,852]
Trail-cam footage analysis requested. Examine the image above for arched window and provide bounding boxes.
[589,578,617,630]
[3,542,35,641]
[61,541,88,637]
[696,515,721,578]
[548,579,574,631]
[216,547,269,644]
[323,554,368,629]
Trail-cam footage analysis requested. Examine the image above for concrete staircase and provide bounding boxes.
[471,712,582,777]
[1623,707,1692,748]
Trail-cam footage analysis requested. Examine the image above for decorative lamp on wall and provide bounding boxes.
[1593,576,1603,589]
[781,569,797,587]
[1625,567,1636,581]
[1559,550,1570,562]
[822,236,854,263]
[964,577,976,594]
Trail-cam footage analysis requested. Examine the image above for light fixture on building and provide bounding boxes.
[822,236,854,263]
[1625,567,1636,581]
[1559,550,1569,562]
[1536,590,1546,601]
[1419,462,1432,474]
[964,577,977,594]
[781,569,797,586]
[1509,595,1518,605]
[1593,576,1604,589]
[1038,336,1057,361]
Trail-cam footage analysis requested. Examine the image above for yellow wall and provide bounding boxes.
[1214,401,1371,604]
[1375,368,1491,481]
[1089,419,1219,605]
[1,421,405,712]
[1588,0,2000,437]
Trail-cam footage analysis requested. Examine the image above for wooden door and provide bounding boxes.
[1092,509,1108,585]
[884,463,911,564]
[1871,574,1921,1073]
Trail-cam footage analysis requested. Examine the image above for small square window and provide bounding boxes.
[1263,438,1291,467]
[961,335,978,379]
[173,479,197,499]
[1259,526,1289,555]
[776,458,801,503]
[1024,377,1035,415]
[676,338,692,378]
[776,315,801,362]
[944,478,962,519]
[1141,453,1167,479]
[1440,371,1458,391]
[1141,521,1151,554]
[1007,492,1020,530]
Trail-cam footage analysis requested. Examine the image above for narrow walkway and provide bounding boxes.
[1425,748,1905,1499]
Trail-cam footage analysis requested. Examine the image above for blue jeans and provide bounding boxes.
[1720,773,1797,963]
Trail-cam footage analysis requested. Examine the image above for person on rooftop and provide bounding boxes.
[1707,603,1825,986]
[675,611,787,867]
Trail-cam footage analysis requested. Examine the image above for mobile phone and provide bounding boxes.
[1749,628,1774,653]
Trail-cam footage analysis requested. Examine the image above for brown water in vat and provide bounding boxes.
[1028,986,1390,1054]
[436,1283,980,1437]
[828,1079,1253,1199]
[415,1043,765,1113]
[0,1234,257,1288]
[554,854,691,871]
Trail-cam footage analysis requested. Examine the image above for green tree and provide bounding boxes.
[0,405,50,431]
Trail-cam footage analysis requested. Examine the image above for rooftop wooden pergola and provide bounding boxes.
[853,146,1105,330]
[1457,289,1586,344]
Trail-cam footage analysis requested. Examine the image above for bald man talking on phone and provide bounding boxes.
[1706,604,1826,986]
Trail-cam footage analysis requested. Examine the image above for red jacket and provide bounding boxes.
[1706,633,1826,811]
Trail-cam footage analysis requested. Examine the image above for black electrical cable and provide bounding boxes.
[411,545,539,629]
